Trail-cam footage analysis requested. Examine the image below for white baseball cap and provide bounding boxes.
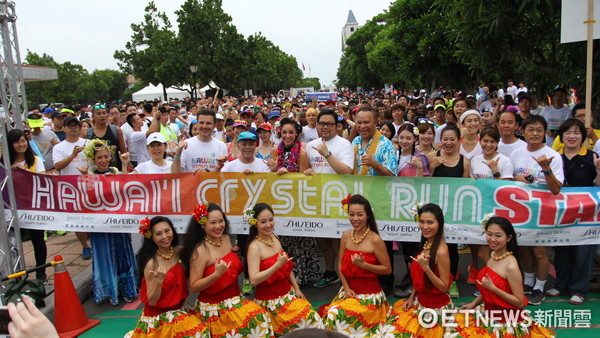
[216,113,224,120]
[146,132,167,145]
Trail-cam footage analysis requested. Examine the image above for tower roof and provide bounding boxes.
[346,10,358,25]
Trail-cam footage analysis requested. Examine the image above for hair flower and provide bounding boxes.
[413,126,420,136]
[193,204,209,225]
[243,208,257,226]
[138,217,152,239]
[480,212,495,229]
[341,194,352,213]
[409,201,425,222]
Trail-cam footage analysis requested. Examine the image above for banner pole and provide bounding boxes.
[584,0,595,128]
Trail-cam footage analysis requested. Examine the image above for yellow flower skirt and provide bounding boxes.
[254,288,323,336]
[125,306,210,338]
[322,287,409,337]
[194,295,273,338]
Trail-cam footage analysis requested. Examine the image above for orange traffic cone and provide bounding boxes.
[53,254,100,337]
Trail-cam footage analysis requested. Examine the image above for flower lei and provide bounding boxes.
[193,204,209,225]
[138,217,152,239]
[243,208,257,226]
[276,140,302,172]
[341,194,351,213]
[83,138,109,161]
[480,212,495,229]
[409,201,425,222]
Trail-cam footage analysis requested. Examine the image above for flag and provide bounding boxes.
[302,62,306,71]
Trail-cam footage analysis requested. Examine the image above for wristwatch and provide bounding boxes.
[493,172,501,178]
[324,151,332,159]
[542,169,553,175]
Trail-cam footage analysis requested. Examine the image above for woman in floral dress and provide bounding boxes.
[181,203,273,337]
[245,203,323,336]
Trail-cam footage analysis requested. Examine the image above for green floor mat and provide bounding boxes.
[79,310,141,338]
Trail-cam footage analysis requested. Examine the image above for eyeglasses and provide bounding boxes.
[93,105,106,109]
[318,122,336,128]
[418,118,434,125]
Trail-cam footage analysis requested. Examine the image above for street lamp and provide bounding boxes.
[189,64,198,100]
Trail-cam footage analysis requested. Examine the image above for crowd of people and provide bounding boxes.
[4,81,596,337]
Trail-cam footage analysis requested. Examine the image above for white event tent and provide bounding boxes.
[132,81,218,101]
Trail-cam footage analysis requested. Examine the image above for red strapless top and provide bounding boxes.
[255,251,294,300]
[341,249,382,294]
[140,263,188,316]
[410,254,452,308]
[198,251,242,303]
[476,266,528,322]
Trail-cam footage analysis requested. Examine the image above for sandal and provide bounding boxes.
[569,295,584,305]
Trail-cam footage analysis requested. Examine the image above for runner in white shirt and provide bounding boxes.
[304,110,354,175]
[301,108,319,143]
[510,114,563,306]
[125,132,172,174]
[458,110,483,160]
[540,87,571,144]
[120,104,144,142]
[172,109,228,173]
[217,131,270,173]
[49,116,92,259]
[496,109,527,158]
[506,80,518,99]
[52,116,88,175]
[303,109,354,289]
[470,127,513,179]
[125,110,161,166]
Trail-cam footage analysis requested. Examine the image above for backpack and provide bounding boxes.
[87,124,118,141]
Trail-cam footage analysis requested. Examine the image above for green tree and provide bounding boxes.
[114,1,185,101]
[298,77,321,90]
[176,0,247,93]
[24,51,129,106]
[437,0,599,109]
[366,1,469,91]
[337,17,388,89]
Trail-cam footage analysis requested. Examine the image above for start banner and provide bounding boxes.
[6,169,600,245]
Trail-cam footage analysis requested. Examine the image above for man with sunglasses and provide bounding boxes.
[88,104,128,170]
[304,109,354,289]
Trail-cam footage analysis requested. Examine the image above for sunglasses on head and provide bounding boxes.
[93,104,106,109]
[418,118,434,125]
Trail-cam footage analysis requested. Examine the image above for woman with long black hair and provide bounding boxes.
[7,129,46,281]
[392,203,455,337]
[181,203,272,338]
[245,203,322,336]
[322,194,404,337]
[126,216,209,337]
[459,216,555,337]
